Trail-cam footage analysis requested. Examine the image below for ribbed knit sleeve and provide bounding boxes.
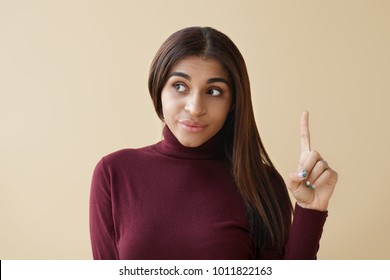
[89,159,119,259]
[283,204,328,259]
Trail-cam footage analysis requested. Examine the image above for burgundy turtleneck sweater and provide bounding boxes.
[89,126,327,259]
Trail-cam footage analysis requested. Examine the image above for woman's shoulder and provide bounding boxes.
[107,143,158,159]
[98,143,159,168]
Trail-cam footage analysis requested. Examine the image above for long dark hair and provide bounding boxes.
[148,26,292,253]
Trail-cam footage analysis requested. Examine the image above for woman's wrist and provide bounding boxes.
[296,201,328,212]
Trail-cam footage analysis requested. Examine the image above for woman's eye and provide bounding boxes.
[207,88,222,96]
[173,83,187,92]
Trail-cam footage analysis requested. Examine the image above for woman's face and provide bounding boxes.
[161,56,233,147]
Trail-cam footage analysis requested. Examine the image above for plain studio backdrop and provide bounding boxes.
[1,0,389,259]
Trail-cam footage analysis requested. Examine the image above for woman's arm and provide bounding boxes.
[260,112,336,259]
[283,111,337,259]
[283,204,327,259]
[260,166,327,259]
[89,159,119,259]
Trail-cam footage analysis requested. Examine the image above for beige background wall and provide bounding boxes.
[1,0,389,259]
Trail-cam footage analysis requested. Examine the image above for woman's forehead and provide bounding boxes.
[168,56,229,80]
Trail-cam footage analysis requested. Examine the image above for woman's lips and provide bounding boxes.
[179,120,208,132]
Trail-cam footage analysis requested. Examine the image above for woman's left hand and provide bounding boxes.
[286,111,338,211]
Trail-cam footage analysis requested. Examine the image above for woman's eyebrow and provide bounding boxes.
[207,77,229,85]
[169,72,191,80]
[169,72,229,85]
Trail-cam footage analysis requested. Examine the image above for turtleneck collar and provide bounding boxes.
[156,125,226,160]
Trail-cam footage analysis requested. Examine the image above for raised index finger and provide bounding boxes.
[300,111,311,152]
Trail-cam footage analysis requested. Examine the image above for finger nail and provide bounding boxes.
[298,169,307,178]
[305,181,315,190]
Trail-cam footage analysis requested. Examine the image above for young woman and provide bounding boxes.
[89,26,338,259]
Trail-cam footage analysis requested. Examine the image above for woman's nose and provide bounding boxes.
[184,93,207,117]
